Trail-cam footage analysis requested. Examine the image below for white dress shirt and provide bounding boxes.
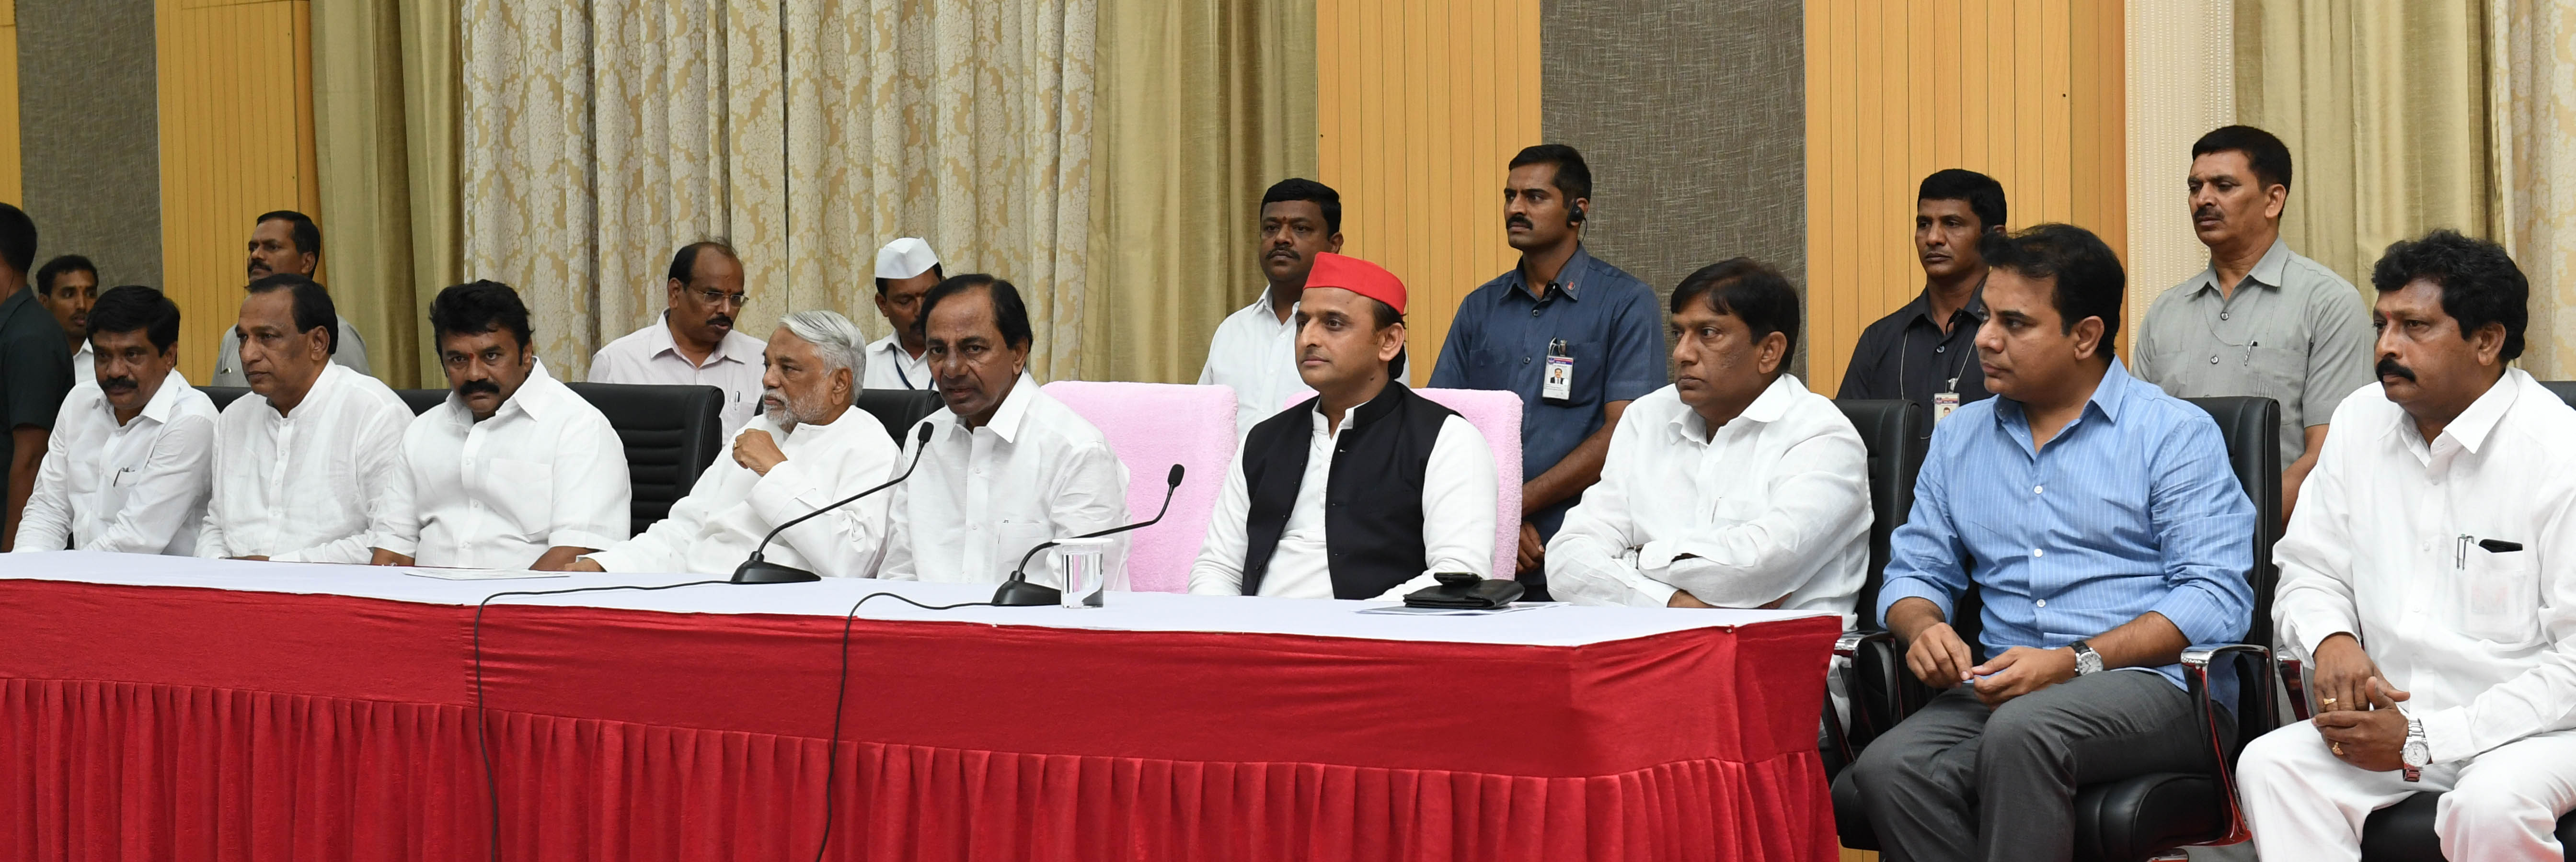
[586,312,768,440]
[1546,374,1871,625]
[881,376,1130,588]
[394,361,632,569]
[585,408,898,577]
[71,340,92,386]
[1198,288,1308,437]
[13,370,218,554]
[2274,369,2576,765]
[197,363,415,562]
[1186,402,1496,599]
[862,333,932,391]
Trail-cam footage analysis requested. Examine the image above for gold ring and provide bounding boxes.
[2332,742,2345,756]
[2321,697,2338,706]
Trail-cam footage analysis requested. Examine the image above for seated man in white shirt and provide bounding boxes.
[1546,258,1870,619]
[1199,179,1345,437]
[881,274,1129,587]
[2239,229,2576,860]
[587,241,767,439]
[198,274,414,563]
[13,285,218,554]
[1188,252,1496,600]
[571,310,897,577]
[863,237,940,391]
[397,281,629,570]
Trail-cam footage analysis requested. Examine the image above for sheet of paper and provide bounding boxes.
[397,567,570,581]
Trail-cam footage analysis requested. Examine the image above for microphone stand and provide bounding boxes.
[992,464,1185,606]
[733,422,936,584]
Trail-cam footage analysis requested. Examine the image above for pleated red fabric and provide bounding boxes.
[0,581,1840,861]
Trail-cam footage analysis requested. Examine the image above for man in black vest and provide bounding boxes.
[1187,252,1499,600]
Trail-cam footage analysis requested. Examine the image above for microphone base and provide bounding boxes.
[991,578,1061,606]
[731,560,822,584]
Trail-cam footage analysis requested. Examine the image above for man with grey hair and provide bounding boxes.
[572,310,898,577]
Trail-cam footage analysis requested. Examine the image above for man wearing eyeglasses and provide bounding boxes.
[589,241,768,439]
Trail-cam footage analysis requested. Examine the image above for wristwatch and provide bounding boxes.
[2070,640,2104,676]
[2402,717,2428,782]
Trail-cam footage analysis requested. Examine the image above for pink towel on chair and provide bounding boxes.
[1041,381,1240,593]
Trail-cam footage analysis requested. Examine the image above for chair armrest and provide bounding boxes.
[2183,643,2272,846]
[1833,629,1912,758]
[2276,655,2311,722]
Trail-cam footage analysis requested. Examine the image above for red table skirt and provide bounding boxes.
[0,580,1839,861]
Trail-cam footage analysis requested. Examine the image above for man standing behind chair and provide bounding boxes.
[1188,252,1495,600]
[211,211,372,386]
[1846,224,2256,862]
[2132,126,2371,522]
[0,204,68,551]
[1200,178,1345,437]
[1838,170,2006,419]
[1550,259,1869,620]
[589,241,767,440]
[33,255,97,385]
[882,274,1129,588]
[571,310,895,578]
[864,238,941,391]
[2237,230,2576,861]
[12,286,218,554]
[1428,145,1666,599]
[397,281,628,570]
[198,274,414,563]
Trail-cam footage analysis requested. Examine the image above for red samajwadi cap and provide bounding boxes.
[1303,252,1407,315]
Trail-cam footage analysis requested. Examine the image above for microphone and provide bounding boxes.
[732,422,937,584]
[991,464,1185,606]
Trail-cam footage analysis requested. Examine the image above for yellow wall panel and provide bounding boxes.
[0,2,22,208]
[155,0,320,385]
[1803,0,2126,396]
[1315,0,1541,385]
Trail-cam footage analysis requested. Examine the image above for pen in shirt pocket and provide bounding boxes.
[2457,534,2525,568]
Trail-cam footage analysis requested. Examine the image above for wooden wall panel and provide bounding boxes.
[154,0,319,384]
[1314,0,1541,385]
[1804,0,2126,396]
[0,0,21,207]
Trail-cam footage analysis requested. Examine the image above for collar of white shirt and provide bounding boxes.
[962,373,1043,444]
[439,358,575,424]
[266,363,355,419]
[1667,373,1801,442]
[2392,367,2525,462]
[645,310,760,368]
[117,367,189,426]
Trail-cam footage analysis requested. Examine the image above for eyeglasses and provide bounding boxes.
[690,287,750,308]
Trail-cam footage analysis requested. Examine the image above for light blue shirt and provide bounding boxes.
[1876,360,2255,700]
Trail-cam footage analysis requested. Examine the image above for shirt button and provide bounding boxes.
[2033,548,2046,557]
[2036,599,2047,608]
[1935,345,1946,353]
[1522,356,1532,365]
[2220,312,2231,321]
[2034,485,2045,494]
[2209,355,2220,364]
[1530,308,1541,318]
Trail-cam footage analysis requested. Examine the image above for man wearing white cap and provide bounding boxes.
[864,238,942,391]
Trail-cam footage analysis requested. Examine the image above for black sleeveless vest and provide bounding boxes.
[1239,382,1458,599]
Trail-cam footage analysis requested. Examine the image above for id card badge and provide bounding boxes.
[1933,390,1961,423]
[1542,339,1575,402]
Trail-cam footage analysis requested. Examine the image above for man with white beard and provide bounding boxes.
[570,310,899,577]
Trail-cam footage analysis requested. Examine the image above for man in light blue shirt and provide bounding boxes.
[1847,224,2257,862]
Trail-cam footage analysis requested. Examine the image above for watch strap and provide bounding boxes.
[2403,717,2427,782]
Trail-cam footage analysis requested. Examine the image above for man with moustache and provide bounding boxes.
[197,274,414,563]
[2237,230,2576,860]
[880,274,1129,588]
[1187,252,1496,599]
[12,286,218,554]
[1845,225,2256,862]
[32,256,98,385]
[1199,178,1346,437]
[588,241,768,439]
[1839,170,2008,420]
[1428,145,1666,598]
[2133,126,2371,521]
[1550,258,1869,621]
[393,281,628,570]
[863,238,942,391]
[210,211,372,386]
[571,310,896,577]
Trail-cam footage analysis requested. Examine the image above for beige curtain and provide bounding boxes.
[2489,0,2576,379]
[311,0,460,388]
[2127,0,2238,343]
[1082,0,1317,383]
[2234,0,2498,291]
[460,0,1096,381]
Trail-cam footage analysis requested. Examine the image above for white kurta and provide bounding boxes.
[2240,369,2576,861]
[12,370,218,554]
[880,376,1130,588]
[395,362,632,568]
[1186,403,1496,599]
[861,333,932,391]
[585,408,899,578]
[1545,374,1871,626]
[586,312,768,440]
[196,363,415,562]
[1197,288,1307,437]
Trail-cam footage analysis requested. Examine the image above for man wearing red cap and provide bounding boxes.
[1188,253,1498,599]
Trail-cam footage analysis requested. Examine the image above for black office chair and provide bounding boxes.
[200,386,251,412]
[1823,398,1928,777]
[395,388,448,416]
[1832,397,2284,861]
[564,382,725,537]
[855,388,944,444]
[2541,379,2576,409]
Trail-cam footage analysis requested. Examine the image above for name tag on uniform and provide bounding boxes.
[1542,339,1574,402]
[1933,391,1961,423]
